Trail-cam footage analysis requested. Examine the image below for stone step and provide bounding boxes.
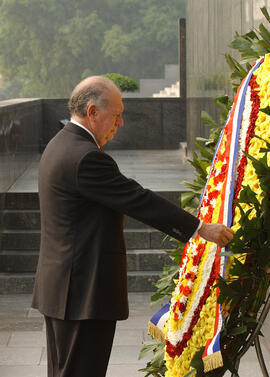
[1,229,175,250]
[3,193,39,210]
[2,210,41,230]
[0,190,181,294]
[2,210,154,230]
[0,249,174,273]
[0,273,35,294]
[2,191,182,209]
[1,230,41,251]
[127,250,174,271]
[0,271,163,294]
[0,251,39,272]
[127,271,162,292]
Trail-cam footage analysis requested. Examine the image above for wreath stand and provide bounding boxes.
[231,292,270,377]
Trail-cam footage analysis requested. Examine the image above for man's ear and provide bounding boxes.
[87,104,97,119]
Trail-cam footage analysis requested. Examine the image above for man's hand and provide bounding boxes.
[198,223,234,248]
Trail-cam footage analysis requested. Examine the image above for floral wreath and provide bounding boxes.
[148,54,270,377]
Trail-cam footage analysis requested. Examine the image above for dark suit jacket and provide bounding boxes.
[32,122,199,320]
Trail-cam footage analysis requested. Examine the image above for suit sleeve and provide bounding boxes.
[77,150,200,243]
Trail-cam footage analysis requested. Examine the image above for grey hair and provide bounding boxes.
[68,77,119,117]
[68,84,108,117]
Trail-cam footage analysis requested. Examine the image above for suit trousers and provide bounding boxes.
[45,316,116,377]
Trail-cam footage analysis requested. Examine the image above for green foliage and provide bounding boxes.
[189,347,204,376]
[197,73,227,91]
[226,6,270,91]
[181,95,232,212]
[260,105,270,116]
[103,73,138,92]
[150,241,185,305]
[138,341,167,377]
[0,0,185,98]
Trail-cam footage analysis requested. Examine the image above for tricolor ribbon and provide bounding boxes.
[202,56,263,371]
[148,303,170,342]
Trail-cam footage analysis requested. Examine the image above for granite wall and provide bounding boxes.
[186,0,269,148]
[0,97,186,194]
[41,97,186,151]
[42,99,70,151]
[0,99,42,193]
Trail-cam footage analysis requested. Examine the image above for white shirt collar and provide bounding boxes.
[70,118,100,149]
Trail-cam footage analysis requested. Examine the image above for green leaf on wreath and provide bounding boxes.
[243,316,258,323]
[233,200,246,218]
[222,354,240,377]
[259,23,270,43]
[253,41,269,56]
[260,105,270,115]
[230,258,248,275]
[244,30,259,41]
[228,325,247,336]
[181,181,204,192]
[230,36,252,51]
[257,39,270,50]
[244,152,270,190]
[181,191,197,208]
[214,94,230,106]
[254,133,270,146]
[261,6,270,24]
[151,343,166,369]
[238,185,260,208]
[201,110,218,127]
[183,369,197,377]
[190,347,204,375]
[218,251,237,257]
[138,341,161,360]
[194,140,213,160]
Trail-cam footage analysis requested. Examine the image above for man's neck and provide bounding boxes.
[70,118,100,149]
[71,116,88,130]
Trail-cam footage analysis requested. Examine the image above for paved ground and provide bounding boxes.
[0,293,161,377]
[0,293,269,377]
[8,150,194,192]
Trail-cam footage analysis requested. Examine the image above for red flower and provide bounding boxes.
[208,190,219,200]
[182,286,192,296]
[214,174,224,186]
[193,255,200,266]
[203,212,212,223]
[175,343,183,356]
[179,302,186,313]
[185,272,196,281]
[221,164,227,175]
[197,243,205,254]
[183,332,191,341]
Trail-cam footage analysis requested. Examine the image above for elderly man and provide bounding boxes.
[32,76,233,377]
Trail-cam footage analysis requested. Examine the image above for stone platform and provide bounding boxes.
[0,293,269,377]
[7,149,194,193]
